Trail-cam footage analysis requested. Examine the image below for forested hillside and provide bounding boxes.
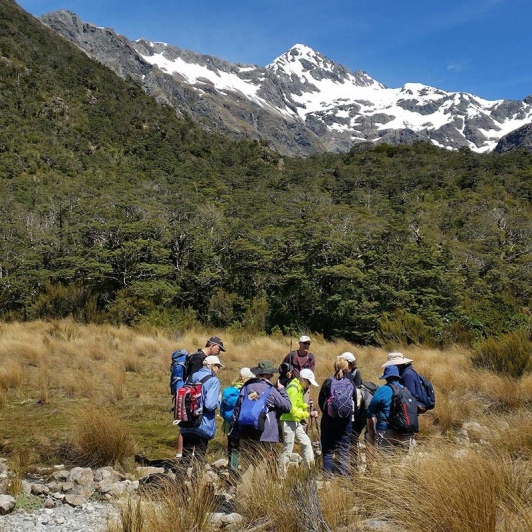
[1,0,530,345]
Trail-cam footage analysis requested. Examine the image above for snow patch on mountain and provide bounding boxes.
[39,9,532,155]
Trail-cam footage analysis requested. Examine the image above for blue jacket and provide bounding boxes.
[180,367,221,440]
[367,378,403,430]
[230,378,291,442]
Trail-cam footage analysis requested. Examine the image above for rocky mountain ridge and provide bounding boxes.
[40,9,532,157]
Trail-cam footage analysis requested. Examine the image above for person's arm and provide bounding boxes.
[269,384,291,414]
[353,369,362,387]
[231,387,245,425]
[286,384,308,420]
[203,377,221,411]
[318,378,331,413]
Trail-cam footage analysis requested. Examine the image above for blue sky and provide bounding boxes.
[18,0,532,101]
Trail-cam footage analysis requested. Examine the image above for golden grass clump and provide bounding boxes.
[0,360,24,391]
[70,409,136,468]
[234,457,337,532]
[110,476,217,532]
[356,447,532,532]
[0,340,43,368]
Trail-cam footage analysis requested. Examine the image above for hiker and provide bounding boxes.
[381,352,432,412]
[366,365,415,450]
[318,358,354,475]
[175,336,226,458]
[278,368,319,478]
[178,355,223,473]
[220,367,255,473]
[187,336,226,377]
[281,335,316,379]
[229,360,291,476]
[338,352,362,386]
[277,362,294,388]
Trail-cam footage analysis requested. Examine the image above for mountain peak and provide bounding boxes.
[268,44,335,75]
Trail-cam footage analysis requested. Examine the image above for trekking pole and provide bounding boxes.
[289,327,293,373]
[308,398,321,455]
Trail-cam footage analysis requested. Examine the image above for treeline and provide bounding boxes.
[0,0,530,346]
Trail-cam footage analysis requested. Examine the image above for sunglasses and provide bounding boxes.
[301,342,311,346]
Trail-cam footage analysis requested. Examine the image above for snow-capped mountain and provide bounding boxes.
[40,10,532,156]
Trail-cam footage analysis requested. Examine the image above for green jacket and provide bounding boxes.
[280,378,309,422]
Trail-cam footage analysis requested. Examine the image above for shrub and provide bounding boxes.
[379,308,434,346]
[471,329,532,378]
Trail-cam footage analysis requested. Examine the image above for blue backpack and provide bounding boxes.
[220,386,240,423]
[169,349,189,395]
[326,377,354,418]
[237,384,273,431]
[416,373,436,411]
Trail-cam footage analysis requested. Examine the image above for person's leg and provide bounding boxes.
[336,420,353,475]
[228,435,240,477]
[295,422,314,468]
[176,431,183,458]
[278,421,296,478]
[320,420,335,473]
[179,433,195,476]
[350,418,365,469]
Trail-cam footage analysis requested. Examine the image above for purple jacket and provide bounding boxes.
[230,378,291,442]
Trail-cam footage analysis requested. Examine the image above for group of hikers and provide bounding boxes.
[170,335,435,478]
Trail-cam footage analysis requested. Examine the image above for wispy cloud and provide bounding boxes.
[447,62,465,72]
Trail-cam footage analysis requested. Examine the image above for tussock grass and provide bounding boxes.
[0,360,24,391]
[109,476,217,532]
[0,320,530,530]
[234,454,336,532]
[69,409,136,468]
[357,448,532,532]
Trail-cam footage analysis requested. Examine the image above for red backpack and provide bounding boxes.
[173,375,212,428]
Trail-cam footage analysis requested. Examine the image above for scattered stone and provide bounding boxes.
[0,494,16,515]
[211,458,228,470]
[68,467,94,485]
[52,469,70,481]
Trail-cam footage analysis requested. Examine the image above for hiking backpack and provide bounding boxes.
[354,381,377,422]
[169,349,189,395]
[220,386,240,423]
[326,377,355,419]
[172,374,213,428]
[237,384,273,431]
[386,383,419,434]
[416,373,436,411]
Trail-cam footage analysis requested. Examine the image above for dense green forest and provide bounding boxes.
[1,0,531,345]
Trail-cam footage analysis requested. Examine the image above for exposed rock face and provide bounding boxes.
[40,10,532,156]
[494,122,532,153]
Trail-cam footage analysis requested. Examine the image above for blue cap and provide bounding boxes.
[379,365,402,380]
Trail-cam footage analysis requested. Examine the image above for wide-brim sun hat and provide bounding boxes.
[299,368,319,386]
[381,352,413,368]
[251,359,277,375]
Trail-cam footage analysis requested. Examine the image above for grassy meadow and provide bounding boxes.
[1,320,531,530]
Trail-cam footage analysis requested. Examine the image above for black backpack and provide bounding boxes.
[386,383,419,434]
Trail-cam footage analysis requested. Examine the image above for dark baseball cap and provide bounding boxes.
[207,336,226,352]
